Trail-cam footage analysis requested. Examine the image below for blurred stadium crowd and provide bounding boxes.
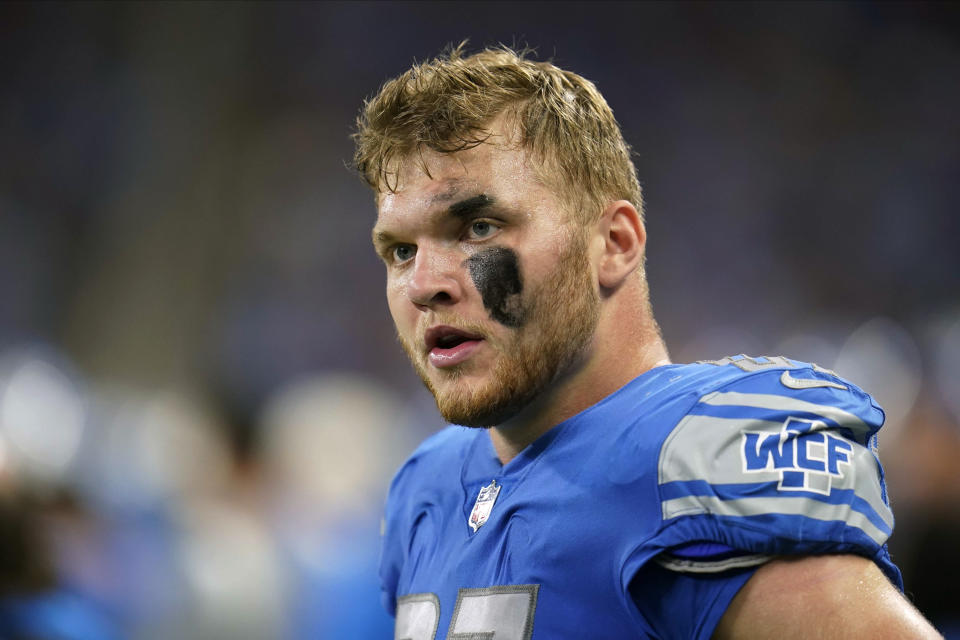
[0,2,958,638]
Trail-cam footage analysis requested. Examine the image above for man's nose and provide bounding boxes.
[406,248,464,309]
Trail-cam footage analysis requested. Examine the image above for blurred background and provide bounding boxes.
[0,1,958,638]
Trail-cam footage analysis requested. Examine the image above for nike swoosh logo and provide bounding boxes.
[780,370,847,391]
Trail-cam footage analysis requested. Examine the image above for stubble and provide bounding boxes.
[398,231,600,427]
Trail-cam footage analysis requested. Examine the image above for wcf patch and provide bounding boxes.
[741,417,854,495]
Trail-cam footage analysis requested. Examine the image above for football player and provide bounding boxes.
[354,45,941,639]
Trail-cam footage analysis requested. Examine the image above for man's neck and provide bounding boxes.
[488,329,670,465]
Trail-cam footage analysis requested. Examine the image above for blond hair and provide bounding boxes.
[352,43,643,225]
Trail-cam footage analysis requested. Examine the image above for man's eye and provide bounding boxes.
[392,244,416,263]
[468,220,498,239]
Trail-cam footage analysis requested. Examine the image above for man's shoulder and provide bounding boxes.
[674,354,883,432]
[592,355,879,445]
[656,354,888,508]
[386,425,476,498]
[644,355,881,428]
[645,355,900,585]
[666,354,874,396]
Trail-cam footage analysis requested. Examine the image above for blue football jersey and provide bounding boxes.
[380,356,902,639]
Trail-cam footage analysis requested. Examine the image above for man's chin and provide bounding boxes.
[436,400,515,429]
[431,377,541,428]
[423,377,507,427]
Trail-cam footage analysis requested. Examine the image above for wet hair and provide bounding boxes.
[352,43,643,225]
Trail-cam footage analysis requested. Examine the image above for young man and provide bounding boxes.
[353,46,941,639]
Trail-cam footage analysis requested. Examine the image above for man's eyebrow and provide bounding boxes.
[448,194,495,219]
[371,228,393,247]
[371,193,497,248]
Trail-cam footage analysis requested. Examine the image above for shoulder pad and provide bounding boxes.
[657,358,894,554]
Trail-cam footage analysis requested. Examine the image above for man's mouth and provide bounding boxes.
[424,325,485,368]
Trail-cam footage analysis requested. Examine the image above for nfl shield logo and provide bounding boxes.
[469,480,501,533]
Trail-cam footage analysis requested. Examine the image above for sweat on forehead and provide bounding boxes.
[375,145,582,229]
[388,131,519,182]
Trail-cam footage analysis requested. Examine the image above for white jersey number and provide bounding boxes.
[396,584,539,640]
[395,593,440,640]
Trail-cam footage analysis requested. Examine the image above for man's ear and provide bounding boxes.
[596,200,646,290]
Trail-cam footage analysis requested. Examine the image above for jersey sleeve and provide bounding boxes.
[651,358,901,588]
[630,560,757,640]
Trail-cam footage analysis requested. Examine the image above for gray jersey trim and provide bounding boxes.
[700,391,872,443]
[658,412,892,528]
[662,493,891,546]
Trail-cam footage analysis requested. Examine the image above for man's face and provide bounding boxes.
[372,131,600,427]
